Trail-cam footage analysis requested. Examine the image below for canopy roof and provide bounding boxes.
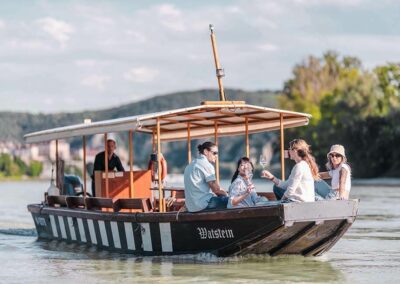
[24,101,311,143]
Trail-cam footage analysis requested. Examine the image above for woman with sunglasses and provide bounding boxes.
[316,144,351,200]
[227,157,270,208]
[261,139,318,202]
[184,141,229,212]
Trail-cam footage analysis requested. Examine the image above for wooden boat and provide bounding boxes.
[25,26,358,257]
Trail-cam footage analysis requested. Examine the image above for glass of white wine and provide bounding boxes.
[259,155,268,169]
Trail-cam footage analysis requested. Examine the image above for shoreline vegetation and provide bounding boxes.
[1,51,399,179]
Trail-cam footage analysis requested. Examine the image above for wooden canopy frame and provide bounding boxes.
[24,101,311,212]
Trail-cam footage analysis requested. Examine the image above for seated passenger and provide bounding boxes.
[228,157,269,208]
[315,144,351,200]
[183,141,228,212]
[261,139,317,202]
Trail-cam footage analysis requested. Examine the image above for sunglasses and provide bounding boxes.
[330,153,342,158]
[211,151,218,156]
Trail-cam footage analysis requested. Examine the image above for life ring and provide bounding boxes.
[147,153,167,183]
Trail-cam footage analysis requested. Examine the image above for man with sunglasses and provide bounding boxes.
[184,141,228,212]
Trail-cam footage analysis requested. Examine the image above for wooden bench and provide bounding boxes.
[66,196,85,209]
[85,197,114,211]
[113,198,153,212]
[47,195,67,207]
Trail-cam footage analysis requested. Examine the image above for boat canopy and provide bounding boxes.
[24,101,311,143]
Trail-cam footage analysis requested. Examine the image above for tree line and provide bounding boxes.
[0,153,43,178]
[279,51,400,178]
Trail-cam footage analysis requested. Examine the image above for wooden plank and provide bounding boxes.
[113,198,152,212]
[280,113,285,180]
[201,101,245,105]
[104,133,109,198]
[85,197,113,210]
[47,195,67,207]
[83,135,87,197]
[269,222,321,256]
[303,219,352,256]
[66,196,85,208]
[156,118,164,212]
[129,130,134,198]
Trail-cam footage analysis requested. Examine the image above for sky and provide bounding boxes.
[1,0,400,113]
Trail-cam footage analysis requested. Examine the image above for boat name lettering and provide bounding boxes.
[35,217,47,227]
[197,227,234,239]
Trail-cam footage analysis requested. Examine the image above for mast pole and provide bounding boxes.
[209,24,226,101]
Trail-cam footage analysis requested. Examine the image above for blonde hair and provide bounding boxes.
[289,139,320,180]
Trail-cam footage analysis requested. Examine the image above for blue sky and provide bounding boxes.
[1,0,399,113]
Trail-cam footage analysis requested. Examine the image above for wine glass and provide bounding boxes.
[244,166,254,191]
[259,155,268,169]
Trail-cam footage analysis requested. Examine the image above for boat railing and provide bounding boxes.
[46,195,154,213]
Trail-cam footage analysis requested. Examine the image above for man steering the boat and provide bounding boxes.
[184,141,228,212]
[91,137,125,197]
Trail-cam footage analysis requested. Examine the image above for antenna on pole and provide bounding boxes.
[209,24,227,101]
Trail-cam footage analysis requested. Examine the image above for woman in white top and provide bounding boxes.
[261,139,319,202]
[316,144,351,200]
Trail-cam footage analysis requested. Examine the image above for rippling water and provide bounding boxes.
[1,180,399,283]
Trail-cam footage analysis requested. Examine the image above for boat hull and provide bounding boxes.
[28,200,358,257]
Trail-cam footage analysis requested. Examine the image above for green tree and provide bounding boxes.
[27,160,43,177]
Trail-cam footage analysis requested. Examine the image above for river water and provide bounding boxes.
[0,180,399,283]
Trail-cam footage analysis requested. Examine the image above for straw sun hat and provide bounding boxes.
[327,144,346,158]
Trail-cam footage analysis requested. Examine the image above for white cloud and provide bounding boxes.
[36,17,74,46]
[294,0,363,7]
[0,20,5,29]
[81,75,110,91]
[156,4,181,17]
[123,67,159,83]
[257,43,279,52]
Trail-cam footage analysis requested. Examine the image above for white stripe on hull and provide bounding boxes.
[49,215,58,238]
[159,223,173,252]
[141,223,152,251]
[111,222,121,249]
[124,222,135,251]
[58,216,67,239]
[98,220,109,247]
[87,219,97,244]
[77,218,86,243]
[67,217,77,241]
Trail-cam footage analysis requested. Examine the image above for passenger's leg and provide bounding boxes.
[273,185,286,200]
[203,196,229,210]
[314,180,331,199]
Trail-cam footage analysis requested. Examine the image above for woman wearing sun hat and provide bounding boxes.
[316,144,352,200]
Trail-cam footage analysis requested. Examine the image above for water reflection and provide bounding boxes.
[32,240,344,283]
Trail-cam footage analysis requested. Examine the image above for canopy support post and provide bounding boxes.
[187,123,191,163]
[245,117,250,158]
[156,118,164,212]
[55,140,59,189]
[214,121,219,183]
[129,130,135,198]
[280,114,285,181]
[104,133,109,198]
[82,136,87,198]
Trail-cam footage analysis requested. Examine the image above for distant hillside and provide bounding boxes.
[0,89,281,176]
[0,88,279,143]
